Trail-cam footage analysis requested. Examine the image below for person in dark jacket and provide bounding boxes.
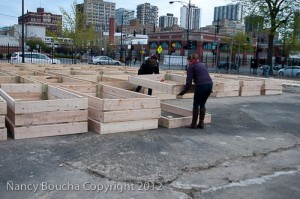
[135,54,159,95]
[177,53,213,129]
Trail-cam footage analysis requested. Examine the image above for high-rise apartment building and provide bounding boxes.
[18,8,62,34]
[213,3,243,22]
[159,14,178,28]
[136,3,158,26]
[115,8,135,26]
[78,0,116,32]
[180,5,201,30]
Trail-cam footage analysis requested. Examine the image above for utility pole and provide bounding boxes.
[120,15,124,62]
[169,0,192,55]
[22,0,25,63]
[214,18,220,68]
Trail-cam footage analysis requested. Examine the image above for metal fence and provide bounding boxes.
[0,44,299,78]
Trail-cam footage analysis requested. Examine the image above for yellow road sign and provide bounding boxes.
[157,45,163,54]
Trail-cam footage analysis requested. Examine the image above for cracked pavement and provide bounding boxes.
[0,86,299,199]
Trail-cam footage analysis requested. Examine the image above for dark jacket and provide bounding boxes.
[180,61,213,95]
[138,59,159,75]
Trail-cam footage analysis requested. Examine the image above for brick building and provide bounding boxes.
[18,8,62,35]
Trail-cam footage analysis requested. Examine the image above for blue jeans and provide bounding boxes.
[264,68,270,78]
[193,84,213,109]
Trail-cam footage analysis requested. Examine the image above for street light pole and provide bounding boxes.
[186,0,191,54]
[169,0,191,55]
[120,14,124,62]
[22,0,25,63]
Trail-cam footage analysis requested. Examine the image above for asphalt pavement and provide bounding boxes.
[0,80,299,199]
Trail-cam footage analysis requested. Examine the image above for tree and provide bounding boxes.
[59,1,99,52]
[233,0,300,73]
[26,39,50,52]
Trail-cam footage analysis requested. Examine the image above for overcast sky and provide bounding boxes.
[0,0,231,27]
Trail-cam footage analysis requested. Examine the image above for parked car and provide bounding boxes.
[217,61,238,70]
[92,56,121,65]
[277,66,300,77]
[273,64,287,71]
[11,52,60,64]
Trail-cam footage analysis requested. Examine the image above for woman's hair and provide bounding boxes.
[189,53,199,60]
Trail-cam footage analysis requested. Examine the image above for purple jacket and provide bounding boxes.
[179,61,213,95]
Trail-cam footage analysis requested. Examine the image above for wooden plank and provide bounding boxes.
[0,96,7,114]
[161,103,191,116]
[61,84,97,93]
[133,74,165,81]
[14,98,88,114]
[167,74,187,83]
[0,128,7,140]
[11,110,88,126]
[261,90,282,95]
[159,116,192,128]
[211,91,239,97]
[0,89,15,110]
[0,116,5,128]
[48,85,84,99]
[101,84,151,98]
[159,113,211,128]
[240,90,261,96]
[129,76,178,94]
[89,107,161,123]
[0,83,42,93]
[7,92,42,100]
[102,98,160,111]
[0,76,17,83]
[8,119,88,139]
[88,118,158,134]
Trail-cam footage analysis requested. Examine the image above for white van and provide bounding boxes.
[11,52,61,64]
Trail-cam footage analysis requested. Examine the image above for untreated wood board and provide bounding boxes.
[6,118,88,139]
[0,128,7,140]
[88,107,161,123]
[88,118,158,134]
[7,108,88,126]
[0,96,7,115]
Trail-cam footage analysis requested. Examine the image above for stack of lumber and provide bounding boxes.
[0,84,88,139]
[60,83,161,134]
[0,96,7,140]
[159,103,211,128]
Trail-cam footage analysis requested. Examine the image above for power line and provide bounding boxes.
[0,13,18,18]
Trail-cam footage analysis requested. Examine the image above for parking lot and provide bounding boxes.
[0,80,299,199]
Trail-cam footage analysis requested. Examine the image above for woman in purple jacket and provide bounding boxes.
[178,53,213,129]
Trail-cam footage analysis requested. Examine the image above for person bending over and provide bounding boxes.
[178,53,213,129]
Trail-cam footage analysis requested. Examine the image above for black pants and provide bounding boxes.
[135,86,152,95]
[193,84,213,109]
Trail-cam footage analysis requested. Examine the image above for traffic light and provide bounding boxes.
[143,28,146,35]
[133,30,136,37]
[188,40,193,49]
